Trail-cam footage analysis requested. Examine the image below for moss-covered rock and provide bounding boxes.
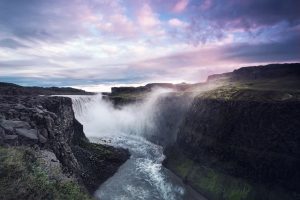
[164,149,299,200]
[0,146,92,200]
[72,140,130,193]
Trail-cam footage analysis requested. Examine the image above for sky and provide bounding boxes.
[0,0,299,91]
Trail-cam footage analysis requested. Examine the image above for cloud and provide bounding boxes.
[223,32,300,63]
[0,0,82,42]
[0,0,299,88]
[168,18,188,27]
[0,0,134,42]
[129,31,300,82]
[179,0,300,45]
[173,0,189,13]
[138,4,160,27]
[0,38,28,49]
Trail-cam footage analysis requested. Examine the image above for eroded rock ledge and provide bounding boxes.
[0,95,129,198]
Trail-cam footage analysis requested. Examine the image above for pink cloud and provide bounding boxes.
[200,0,213,11]
[137,4,161,28]
[173,0,189,13]
[168,18,188,27]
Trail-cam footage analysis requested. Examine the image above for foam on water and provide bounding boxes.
[70,91,189,200]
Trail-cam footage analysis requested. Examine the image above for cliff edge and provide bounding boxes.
[164,63,300,200]
[0,95,129,199]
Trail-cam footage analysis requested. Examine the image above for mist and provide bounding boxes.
[71,88,177,140]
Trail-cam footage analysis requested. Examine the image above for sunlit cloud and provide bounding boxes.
[172,0,189,13]
[0,0,299,91]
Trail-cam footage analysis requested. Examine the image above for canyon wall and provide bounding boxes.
[164,97,300,200]
[0,95,129,196]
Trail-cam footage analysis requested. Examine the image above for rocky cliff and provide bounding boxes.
[0,82,94,95]
[167,97,300,189]
[0,95,129,198]
[207,63,300,82]
[163,63,300,200]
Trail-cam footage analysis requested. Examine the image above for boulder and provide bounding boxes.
[16,128,38,141]
[3,134,18,145]
[4,135,18,140]
[0,119,31,132]
[38,134,47,143]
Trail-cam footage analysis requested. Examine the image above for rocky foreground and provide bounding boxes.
[0,94,129,199]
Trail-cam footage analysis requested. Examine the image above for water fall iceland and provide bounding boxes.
[70,90,202,200]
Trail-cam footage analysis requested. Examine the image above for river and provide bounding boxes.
[70,92,206,200]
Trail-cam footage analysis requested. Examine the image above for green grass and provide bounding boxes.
[197,77,300,101]
[165,149,297,200]
[0,146,92,200]
[77,140,115,158]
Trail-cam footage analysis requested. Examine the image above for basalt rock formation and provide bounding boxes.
[163,63,300,200]
[0,94,129,198]
[165,98,300,196]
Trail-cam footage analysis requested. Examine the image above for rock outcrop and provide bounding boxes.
[207,63,300,82]
[175,98,300,190]
[0,95,129,195]
[0,82,94,95]
[163,63,300,200]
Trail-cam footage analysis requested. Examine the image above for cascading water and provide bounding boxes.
[70,90,205,200]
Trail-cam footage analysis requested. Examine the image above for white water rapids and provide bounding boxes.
[70,90,205,200]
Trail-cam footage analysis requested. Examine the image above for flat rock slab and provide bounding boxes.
[4,135,18,140]
[16,128,38,140]
[0,119,31,132]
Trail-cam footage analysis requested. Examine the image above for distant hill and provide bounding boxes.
[0,82,94,95]
[207,63,300,82]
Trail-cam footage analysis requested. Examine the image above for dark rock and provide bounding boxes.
[16,128,38,141]
[15,104,26,110]
[0,119,31,132]
[172,97,300,192]
[3,134,18,146]
[72,119,89,145]
[0,82,94,95]
[207,63,300,82]
[72,141,130,193]
[38,134,47,143]
[4,135,18,140]
[0,94,129,195]
[39,128,49,138]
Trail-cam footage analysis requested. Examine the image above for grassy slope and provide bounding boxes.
[0,146,92,200]
[197,76,300,101]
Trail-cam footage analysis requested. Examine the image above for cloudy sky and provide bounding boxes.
[0,0,299,91]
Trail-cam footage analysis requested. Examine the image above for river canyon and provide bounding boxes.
[71,91,206,200]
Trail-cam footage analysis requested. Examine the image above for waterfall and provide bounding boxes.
[70,88,173,139]
[68,90,199,200]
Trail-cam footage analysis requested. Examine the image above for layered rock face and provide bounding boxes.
[0,96,79,171]
[169,97,300,192]
[0,95,129,193]
[162,64,300,199]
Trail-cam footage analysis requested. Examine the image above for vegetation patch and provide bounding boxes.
[198,78,300,102]
[0,146,92,200]
[164,149,297,200]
